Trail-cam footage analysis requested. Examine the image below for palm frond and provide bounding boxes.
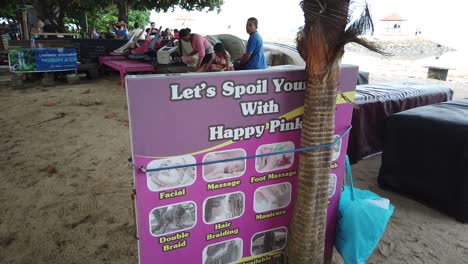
[297,0,386,75]
[340,3,389,56]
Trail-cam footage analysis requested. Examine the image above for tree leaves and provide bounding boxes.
[2,0,224,33]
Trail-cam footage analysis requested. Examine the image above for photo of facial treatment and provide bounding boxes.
[146,156,196,192]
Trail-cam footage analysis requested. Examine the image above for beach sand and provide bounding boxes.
[0,48,467,263]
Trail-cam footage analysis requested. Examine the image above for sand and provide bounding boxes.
[0,79,136,264]
[0,49,467,263]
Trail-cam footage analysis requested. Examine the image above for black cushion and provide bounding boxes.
[378,99,468,222]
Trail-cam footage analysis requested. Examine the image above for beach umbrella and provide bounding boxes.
[175,14,195,26]
[285,1,381,263]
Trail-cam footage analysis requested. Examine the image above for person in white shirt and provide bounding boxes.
[131,22,147,40]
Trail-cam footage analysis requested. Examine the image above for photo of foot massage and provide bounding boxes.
[255,142,295,173]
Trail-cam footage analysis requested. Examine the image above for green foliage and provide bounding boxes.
[0,0,17,22]
[86,8,118,32]
[81,5,150,32]
[115,0,224,28]
[8,49,36,72]
[147,0,224,13]
[128,9,151,29]
[2,0,223,32]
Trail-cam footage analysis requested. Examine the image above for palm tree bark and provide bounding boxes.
[116,0,138,23]
[285,0,380,263]
[285,61,342,264]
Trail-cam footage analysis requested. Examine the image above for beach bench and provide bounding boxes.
[98,55,127,65]
[347,82,453,163]
[424,65,454,81]
[101,59,154,88]
[378,99,468,222]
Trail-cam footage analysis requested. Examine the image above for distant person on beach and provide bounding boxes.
[112,21,129,40]
[164,28,174,39]
[146,22,161,36]
[43,20,55,33]
[131,22,146,40]
[234,17,267,70]
[91,27,100,39]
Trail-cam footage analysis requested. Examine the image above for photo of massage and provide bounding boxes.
[202,238,243,264]
[251,227,287,256]
[255,142,295,173]
[146,156,196,192]
[332,135,342,161]
[204,192,244,224]
[202,149,246,182]
[254,182,292,213]
[149,201,196,236]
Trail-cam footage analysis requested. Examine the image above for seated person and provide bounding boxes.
[113,21,129,40]
[234,17,267,70]
[90,27,100,39]
[145,22,161,36]
[198,43,234,72]
[130,33,162,55]
[178,28,214,70]
[130,22,147,41]
[178,36,198,68]
[43,19,55,33]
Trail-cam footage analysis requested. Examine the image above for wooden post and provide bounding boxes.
[22,10,29,40]
[85,11,89,37]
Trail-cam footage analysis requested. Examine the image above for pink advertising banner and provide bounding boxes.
[126,65,358,264]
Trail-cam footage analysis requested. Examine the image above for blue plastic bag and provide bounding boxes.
[335,156,394,264]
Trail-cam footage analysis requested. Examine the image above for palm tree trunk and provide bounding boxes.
[117,0,129,23]
[284,0,381,262]
[285,58,341,263]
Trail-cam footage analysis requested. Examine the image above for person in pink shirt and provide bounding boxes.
[178,28,214,69]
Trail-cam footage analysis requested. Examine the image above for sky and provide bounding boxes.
[151,0,467,50]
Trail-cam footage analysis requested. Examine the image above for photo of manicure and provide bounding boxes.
[146,156,196,192]
[254,183,291,213]
[149,201,196,236]
[204,192,244,224]
[255,142,294,173]
[202,149,246,182]
[251,227,287,256]
[202,238,243,264]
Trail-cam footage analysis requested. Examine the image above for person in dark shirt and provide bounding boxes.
[145,22,161,36]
